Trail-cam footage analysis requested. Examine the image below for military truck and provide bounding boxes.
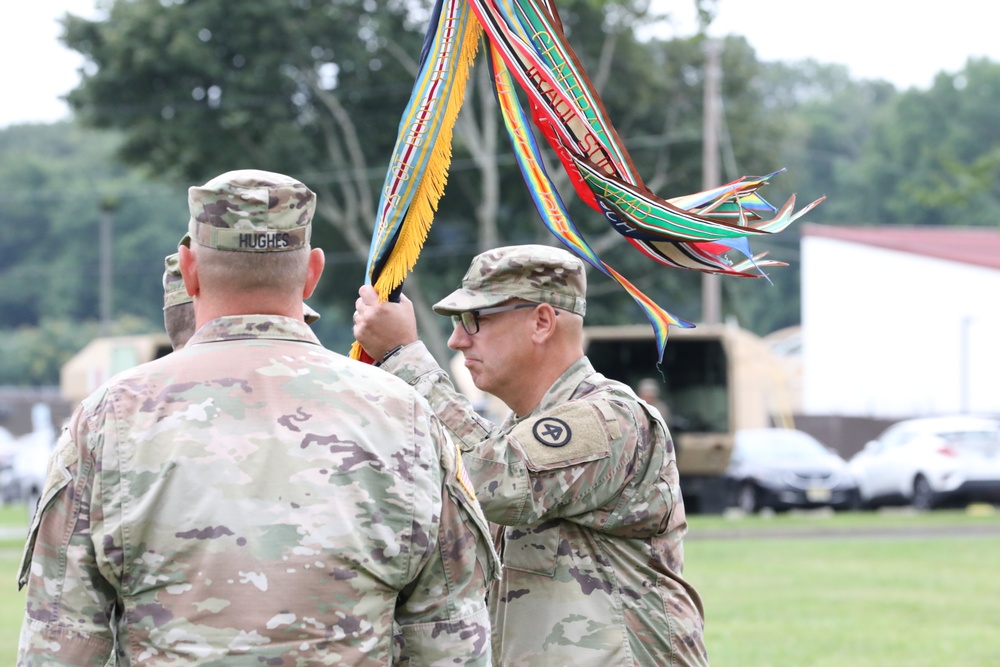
[583,323,790,513]
[60,334,173,405]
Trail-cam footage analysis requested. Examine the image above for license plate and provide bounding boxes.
[806,487,831,502]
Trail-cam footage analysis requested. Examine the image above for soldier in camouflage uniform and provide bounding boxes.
[161,235,197,350]
[162,234,321,350]
[18,169,498,666]
[354,244,709,666]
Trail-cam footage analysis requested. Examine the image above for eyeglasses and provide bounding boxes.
[451,303,538,336]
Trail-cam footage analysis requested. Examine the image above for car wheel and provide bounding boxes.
[912,475,938,511]
[737,482,760,514]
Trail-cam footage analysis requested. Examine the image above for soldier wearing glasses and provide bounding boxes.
[354,244,709,666]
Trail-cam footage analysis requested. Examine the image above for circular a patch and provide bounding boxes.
[532,417,572,447]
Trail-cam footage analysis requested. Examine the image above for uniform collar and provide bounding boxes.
[187,314,322,347]
[507,356,594,426]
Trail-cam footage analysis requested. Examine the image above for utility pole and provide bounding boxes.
[99,197,118,336]
[701,38,722,325]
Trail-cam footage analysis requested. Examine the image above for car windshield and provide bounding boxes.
[737,431,830,463]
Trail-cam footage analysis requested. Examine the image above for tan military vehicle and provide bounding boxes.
[60,334,173,406]
[583,323,792,513]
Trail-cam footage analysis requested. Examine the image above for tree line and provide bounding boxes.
[1,0,998,385]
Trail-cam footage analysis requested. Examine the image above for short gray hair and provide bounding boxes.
[192,243,310,294]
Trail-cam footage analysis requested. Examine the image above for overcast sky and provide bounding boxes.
[4,0,1000,128]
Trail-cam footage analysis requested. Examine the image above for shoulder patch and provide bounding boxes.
[531,417,572,447]
[510,401,613,471]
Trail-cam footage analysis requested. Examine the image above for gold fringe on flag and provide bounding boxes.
[372,21,483,301]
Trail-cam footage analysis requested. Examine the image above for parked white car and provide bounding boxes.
[0,425,18,504]
[1,404,57,514]
[848,416,1000,510]
[9,436,53,512]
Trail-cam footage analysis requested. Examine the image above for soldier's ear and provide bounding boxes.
[178,244,199,297]
[529,303,558,344]
[303,247,325,300]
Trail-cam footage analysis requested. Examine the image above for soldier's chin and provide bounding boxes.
[467,369,489,391]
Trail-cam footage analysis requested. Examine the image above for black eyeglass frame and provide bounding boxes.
[450,303,539,336]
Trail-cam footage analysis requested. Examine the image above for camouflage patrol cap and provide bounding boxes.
[162,234,192,310]
[162,252,191,310]
[433,244,587,316]
[188,169,315,252]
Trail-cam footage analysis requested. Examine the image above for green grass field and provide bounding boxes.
[686,508,1000,667]
[3,505,999,665]
[1,504,31,665]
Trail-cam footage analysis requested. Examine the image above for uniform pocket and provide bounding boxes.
[500,521,560,577]
[18,452,73,590]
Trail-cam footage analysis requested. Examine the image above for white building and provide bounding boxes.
[801,224,1000,419]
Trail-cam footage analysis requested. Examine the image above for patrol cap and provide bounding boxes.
[162,234,192,310]
[433,244,587,316]
[187,169,315,252]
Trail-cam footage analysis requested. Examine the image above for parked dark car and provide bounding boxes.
[726,428,859,513]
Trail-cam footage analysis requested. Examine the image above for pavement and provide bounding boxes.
[688,505,1000,540]
[688,521,1000,540]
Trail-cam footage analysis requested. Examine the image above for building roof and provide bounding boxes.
[802,224,1000,271]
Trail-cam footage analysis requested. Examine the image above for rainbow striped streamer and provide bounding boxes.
[490,46,692,361]
[351,0,480,361]
[353,0,823,363]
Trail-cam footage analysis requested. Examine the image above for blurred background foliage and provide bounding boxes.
[2,0,999,384]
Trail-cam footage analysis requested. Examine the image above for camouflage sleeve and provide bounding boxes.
[17,406,117,666]
[464,398,655,527]
[379,341,492,450]
[393,400,499,666]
